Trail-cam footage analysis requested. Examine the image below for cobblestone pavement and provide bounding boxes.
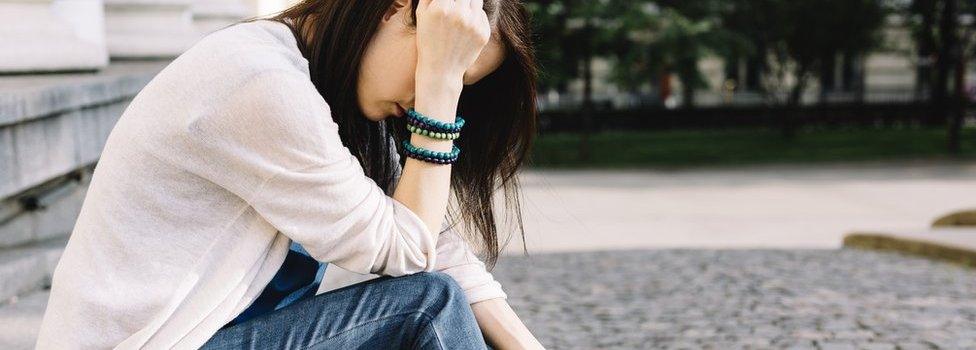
[490,249,976,349]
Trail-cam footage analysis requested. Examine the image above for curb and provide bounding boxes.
[932,209,976,227]
[843,232,976,268]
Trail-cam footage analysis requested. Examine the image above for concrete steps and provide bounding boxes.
[0,61,167,348]
[0,238,65,303]
[0,237,66,349]
[1,61,167,201]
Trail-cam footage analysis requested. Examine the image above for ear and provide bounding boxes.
[384,0,410,22]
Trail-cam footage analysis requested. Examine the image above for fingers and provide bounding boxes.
[469,0,490,41]
[433,0,456,10]
[426,0,481,17]
[468,0,489,29]
[421,0,452,14]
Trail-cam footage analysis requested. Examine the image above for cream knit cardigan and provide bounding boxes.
[35,19,506,349]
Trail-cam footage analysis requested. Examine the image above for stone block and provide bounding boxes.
[0,171,90,248]
[0,62,163,199]
[0,204,33,248]
[192,0,251,36]
[0,127,18,198]
[0,101,125,242]
[0,0,109,73]
[74,102,127,165]
[10,112,79,193]
[0,238,65,302]
[105,0,202,58]
[0,61,163,126]
[30,178,88,242]
[0,290,50,350]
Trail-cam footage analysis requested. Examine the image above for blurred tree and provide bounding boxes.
[722,0,886,138]
[942,0,976,154]
[606,1,748,108]
[600,1,657,95]
[908,0,939,103]
[525,0,620,160]
[525,0,621,98]
[723,0,886,106]
[940,0,962,152]
[904,0,976,152]
[523,0,577,94]
[720,0,789,102]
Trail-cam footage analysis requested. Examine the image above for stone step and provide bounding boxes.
[0,170,88,249]
[843,228,976,267]
[0,290,49,350]
[0,238,66,303]
[0,61,167,200]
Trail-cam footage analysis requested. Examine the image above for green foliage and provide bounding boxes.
[601,1,750,107]
[524,0,620,92]
[524,0,577,92]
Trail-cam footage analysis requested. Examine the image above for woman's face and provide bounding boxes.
[357,0,506,122]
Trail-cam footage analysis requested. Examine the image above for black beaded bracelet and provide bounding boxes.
[401,139,461,165]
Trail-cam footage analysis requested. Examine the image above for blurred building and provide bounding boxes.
[540,13,976,111]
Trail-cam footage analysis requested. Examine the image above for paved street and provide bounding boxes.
[492,249,976,349]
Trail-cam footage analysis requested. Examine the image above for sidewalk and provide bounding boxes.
[503,160,976,253]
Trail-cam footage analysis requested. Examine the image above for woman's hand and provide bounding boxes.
[472,299,547,349]
[414,0,491,108]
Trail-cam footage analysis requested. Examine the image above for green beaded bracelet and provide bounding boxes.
[406,124,461,140]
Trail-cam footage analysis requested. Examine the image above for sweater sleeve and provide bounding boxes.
[177,70,437,277]
[434,221,508,303]
[313,218,509,304]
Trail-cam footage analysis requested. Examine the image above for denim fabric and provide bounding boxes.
[225,242,326,328]
[202,271,490,350]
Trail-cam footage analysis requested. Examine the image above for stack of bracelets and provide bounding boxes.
[401,107,466,165]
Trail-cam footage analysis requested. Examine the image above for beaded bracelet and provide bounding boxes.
[405,107,466,134]
[401,139,460,165]
[406,124,461,140]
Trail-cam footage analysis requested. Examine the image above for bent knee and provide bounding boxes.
[404,271,466,300]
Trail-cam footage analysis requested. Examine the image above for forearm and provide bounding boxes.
[396,0,490,258]
[392,74,463,242]
[471,298,545,349]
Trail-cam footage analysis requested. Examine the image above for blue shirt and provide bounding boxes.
[224,242,327,327]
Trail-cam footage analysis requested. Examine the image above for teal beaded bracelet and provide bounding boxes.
[401,139,460,165]
[405,107,466,133]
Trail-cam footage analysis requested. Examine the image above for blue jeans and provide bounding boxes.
[201,271,490,349]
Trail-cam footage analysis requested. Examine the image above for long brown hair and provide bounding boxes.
[244,0,538,267]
